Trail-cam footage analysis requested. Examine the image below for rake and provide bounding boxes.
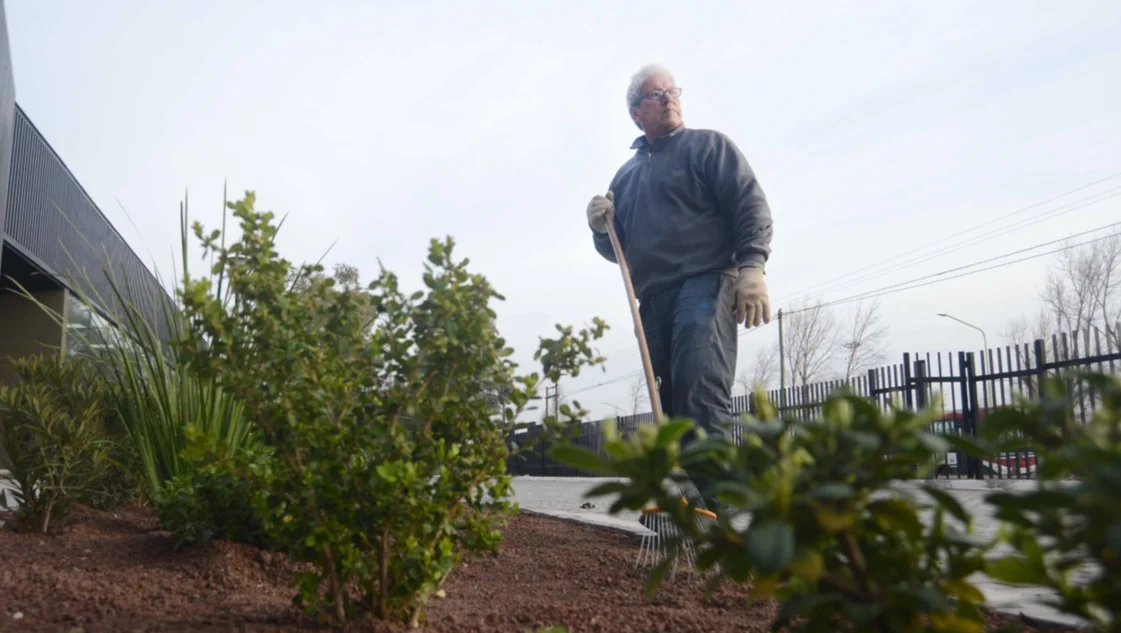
[602,204,718,577]
[636,492,718,579]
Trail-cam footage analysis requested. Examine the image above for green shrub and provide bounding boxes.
[979,372,1121,632]
[0,354,116,532]
[175,191,606,627]
[154,430,277,550]
[552,391,994,633]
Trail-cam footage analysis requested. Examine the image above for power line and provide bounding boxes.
[777,187,1121,308]
[784,226,1121,316]
[777,171,1121,304]
[565,369,644,397]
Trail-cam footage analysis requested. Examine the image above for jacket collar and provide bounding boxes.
[630,124,685,152]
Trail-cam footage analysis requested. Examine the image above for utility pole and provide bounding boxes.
[777,309,787,414]
[778,309,786,391]
[543,383,560,420]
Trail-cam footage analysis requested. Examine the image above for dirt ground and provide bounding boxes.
[0,505,1079,633]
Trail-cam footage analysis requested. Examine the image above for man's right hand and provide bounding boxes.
[587,191,614,233]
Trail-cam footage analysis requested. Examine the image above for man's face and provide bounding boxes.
[630,73,682,137]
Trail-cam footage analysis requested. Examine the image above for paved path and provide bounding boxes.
[510,476,1091,628]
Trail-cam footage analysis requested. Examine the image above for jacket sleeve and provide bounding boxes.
[704,132,773,270]
[593,222,618,263]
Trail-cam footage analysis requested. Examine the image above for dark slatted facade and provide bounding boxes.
[3,104,173,342]
[0,0,15,282]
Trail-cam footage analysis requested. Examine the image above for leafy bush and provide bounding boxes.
[979,372,1121,632]
[553,391,994,633]
[0,354,116,532]
[154,429,277,550]
[175,191,606,627]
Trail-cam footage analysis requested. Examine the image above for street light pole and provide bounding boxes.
[938,312,989,361]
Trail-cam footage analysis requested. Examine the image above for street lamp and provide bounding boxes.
[938,312,989,356]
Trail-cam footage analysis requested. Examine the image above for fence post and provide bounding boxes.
[902,353,914,410]
[1032,338,1047,400]
[961,352,983,480]
[866,368,878,410]
[913,359,928,410]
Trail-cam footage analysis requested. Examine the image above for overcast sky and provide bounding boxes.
[6,0,1121,421]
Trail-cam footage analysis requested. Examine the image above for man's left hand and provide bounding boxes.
[734,267,770,328]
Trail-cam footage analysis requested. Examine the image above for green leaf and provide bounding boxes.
[375,464,397,483]
[814,507,858,532]
[584,481,629,498]
[548,444,611,475]
[844,430,882,451]
[775,592,841,626]
[1107,522,1121,555]
[923,486,969,525]
[985,556,1048,586]
[941,433,992,459]
[915,430,951,454]
[712,481,756,507]
[897,586,951,613]
[644,556,674,599]
[977,408,1033,444]
[745,520,795,575]
[655,419,693,448]
[868,498,923,539]
[809,483,855,501]
[943,579,985,604]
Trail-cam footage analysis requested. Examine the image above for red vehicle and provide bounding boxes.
[929,409,1037,478]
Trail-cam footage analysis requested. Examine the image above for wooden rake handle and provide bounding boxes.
[604,211,664,424]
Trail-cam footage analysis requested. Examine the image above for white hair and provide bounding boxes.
[626,63,674,109]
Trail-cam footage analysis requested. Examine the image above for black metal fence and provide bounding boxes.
[506,322,1121,480]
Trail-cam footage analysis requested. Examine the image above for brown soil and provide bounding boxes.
[0,506,1079,633]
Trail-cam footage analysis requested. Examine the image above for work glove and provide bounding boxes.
[587,191,614,233]
[734,266,771,328]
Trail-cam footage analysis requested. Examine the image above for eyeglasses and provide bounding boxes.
[640,87,682,103]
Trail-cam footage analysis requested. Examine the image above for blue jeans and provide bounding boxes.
[638,270,739,451]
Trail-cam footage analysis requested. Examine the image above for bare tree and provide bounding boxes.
[738,344,779,395]
[1001,307,1053,351]
[838,300,890,380]
[999,307,1053,394]
[784,298,840,387]
[626,376,649,415]
[1042,234,1121,352]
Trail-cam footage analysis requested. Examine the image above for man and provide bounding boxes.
[586,64,774,496]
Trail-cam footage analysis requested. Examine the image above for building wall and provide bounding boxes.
[3,106,173,343]
[0,288,66,385]
[0,0,18,284]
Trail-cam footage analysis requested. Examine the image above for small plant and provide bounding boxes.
[980,371,1121,633]
[552,390,994,633]
[175,191,606,627]
[153,427,277,550]
[0,354,116,532]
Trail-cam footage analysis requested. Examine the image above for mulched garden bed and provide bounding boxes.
[0,505,1079,633]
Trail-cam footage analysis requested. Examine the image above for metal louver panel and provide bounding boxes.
[3,105,174,343]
